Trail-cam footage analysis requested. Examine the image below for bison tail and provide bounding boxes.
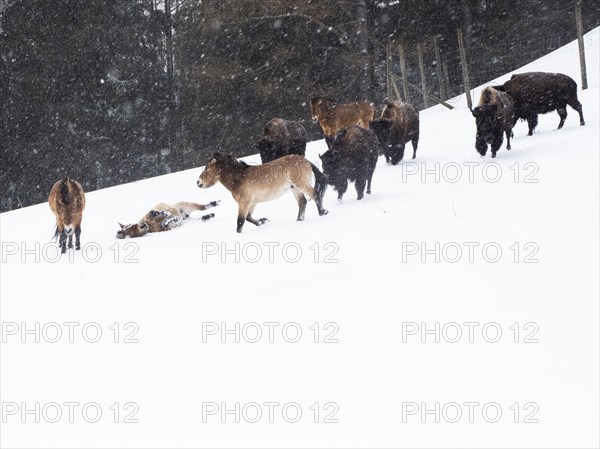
[311,163,328,203]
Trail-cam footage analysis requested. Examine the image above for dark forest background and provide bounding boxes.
[1,0,598,212]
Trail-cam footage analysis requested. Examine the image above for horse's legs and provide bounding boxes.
[67,233,73,249]
[175,200,220,217]
[75,225,81,250]
[59,230,67,254]
[162,216,181,230]
[291,187,307,221]
[236,203,250,233]
[245,204,268,228]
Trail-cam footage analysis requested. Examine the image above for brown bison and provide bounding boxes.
[319,126,379,201]
[48,177,86,253]
[310,97,374,148]
[470,86,515,158]
[369,100,420,165]
[493,72,585,135]
[255,118,308,163]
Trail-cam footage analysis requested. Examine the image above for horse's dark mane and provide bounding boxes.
[59,178,70,205]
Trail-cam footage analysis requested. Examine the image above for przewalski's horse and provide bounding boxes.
[310,97,374,148]
[197,153,329,233]
[48,177,86,254]
[470,86,515,158]
[116,201,219,239]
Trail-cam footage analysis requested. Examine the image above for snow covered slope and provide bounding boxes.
[1,28,598,449]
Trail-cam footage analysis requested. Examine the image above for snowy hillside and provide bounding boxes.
[1,28,598,449]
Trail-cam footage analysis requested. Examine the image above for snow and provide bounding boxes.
[1,28,598,449]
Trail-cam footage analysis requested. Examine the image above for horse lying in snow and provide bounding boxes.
[116,201,219,239]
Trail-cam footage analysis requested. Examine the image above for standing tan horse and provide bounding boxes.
[116,201,219,238]
[48,177,86,253]
[310,97,374,147]
[197,153,329,233]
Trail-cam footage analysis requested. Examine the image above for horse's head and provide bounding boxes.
[116,222,149,239]
[309,97,322,122]
[198,152,236,188]
[310,97,335,122]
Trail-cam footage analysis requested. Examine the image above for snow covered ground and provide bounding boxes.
[1,28,598,449]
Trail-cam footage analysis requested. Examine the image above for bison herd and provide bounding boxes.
[257,71,584,203]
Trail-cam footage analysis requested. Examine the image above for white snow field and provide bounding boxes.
[1,27,598,449]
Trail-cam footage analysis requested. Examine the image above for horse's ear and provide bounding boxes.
[318,154,322,160]
[118,222,125,230]
[470,107,478,117]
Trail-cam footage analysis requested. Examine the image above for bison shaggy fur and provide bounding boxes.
[493,71,584,135]
[369,100,420,165]
[255,118,308,163]
[319,125,379,201]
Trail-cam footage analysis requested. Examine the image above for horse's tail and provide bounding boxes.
[59,177,70,205]
[52,226,60,242]
[311,163,328,202]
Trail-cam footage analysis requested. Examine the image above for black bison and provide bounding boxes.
[319,125,379,201]
[493,72,585,135]
[369,100,420,165]
[255,118,308,163]
[470,86,515,158]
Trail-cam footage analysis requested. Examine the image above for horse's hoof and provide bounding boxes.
[258,218,269,226]
[320,209,329,216]
[209,200,220,208]
[491,153,497,158]
[76,245,81,250]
